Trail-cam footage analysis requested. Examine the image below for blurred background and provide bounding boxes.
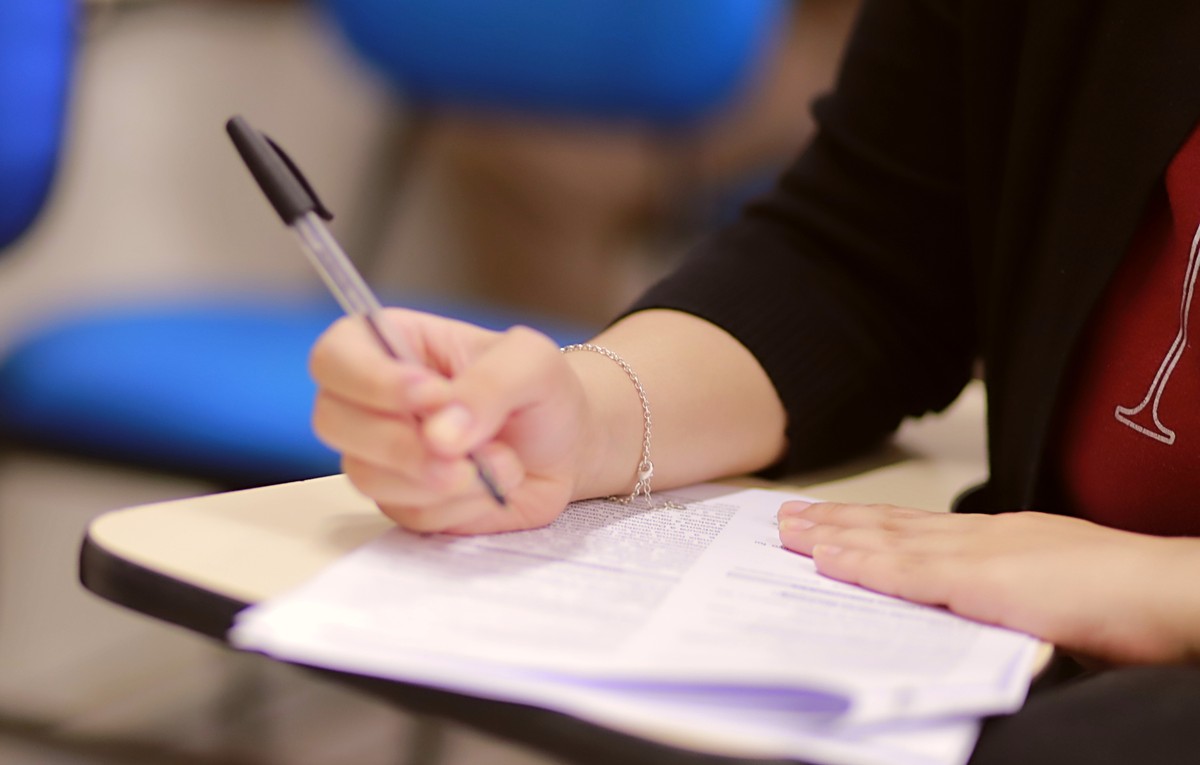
[0,0,859,762]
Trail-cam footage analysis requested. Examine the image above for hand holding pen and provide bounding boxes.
[225,115,509,508]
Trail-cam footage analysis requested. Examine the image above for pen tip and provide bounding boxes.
[488,482,509,508]
[477,467,506,508]
[474,461,507,508]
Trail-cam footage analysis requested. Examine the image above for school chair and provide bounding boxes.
[0,0,590,490]
[322,0,786,124]
[0,294,589,487]
[317,0,789,264]
[1,0,784,490]
[0,0,73,249]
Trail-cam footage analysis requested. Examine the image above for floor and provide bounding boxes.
[0,2,563,762]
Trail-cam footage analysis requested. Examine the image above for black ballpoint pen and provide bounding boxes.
[226,115,507,507]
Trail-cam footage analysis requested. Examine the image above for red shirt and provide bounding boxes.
[1055,126,1200,536]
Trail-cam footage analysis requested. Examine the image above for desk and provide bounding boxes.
[80,382,990,764]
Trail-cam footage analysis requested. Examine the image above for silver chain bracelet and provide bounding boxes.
[561,343,677,508]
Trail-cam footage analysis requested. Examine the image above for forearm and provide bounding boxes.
[567,308,788,501]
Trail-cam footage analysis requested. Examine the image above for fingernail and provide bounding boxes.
[426,404,473,450]
[779,517,815,532]
[814,544,842,558]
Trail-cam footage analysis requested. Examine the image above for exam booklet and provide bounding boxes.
[231,484,1042,765]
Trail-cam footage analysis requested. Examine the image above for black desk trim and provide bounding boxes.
[79,533,797,765]
[79,534,246,640]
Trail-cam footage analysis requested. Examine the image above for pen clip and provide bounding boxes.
[226,114,333,224]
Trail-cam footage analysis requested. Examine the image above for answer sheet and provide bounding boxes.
[232,484,1042,765]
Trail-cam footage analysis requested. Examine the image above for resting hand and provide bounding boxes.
[310,309,591,534]
[778,501,1200,665]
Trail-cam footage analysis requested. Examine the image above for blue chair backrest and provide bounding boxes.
[320,0,786,124]
[0,0,74,248]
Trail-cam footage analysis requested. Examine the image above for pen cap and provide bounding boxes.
[226,115,333,225]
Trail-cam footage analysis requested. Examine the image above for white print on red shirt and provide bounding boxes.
[1114,220,1200,444]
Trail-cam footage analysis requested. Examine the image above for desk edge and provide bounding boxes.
[79,532,248,641]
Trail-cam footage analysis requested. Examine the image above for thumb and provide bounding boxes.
[421,326,564,457]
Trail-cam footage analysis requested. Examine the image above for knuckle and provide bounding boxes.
[880,515,923,535]
[504,324,552,348]
[505,326,559,367]
[807,501,848,519]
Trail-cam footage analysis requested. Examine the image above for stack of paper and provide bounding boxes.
[231,485,1041,765]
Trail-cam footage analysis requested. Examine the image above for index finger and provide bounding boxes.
[780,502,936,529]
[309,316,449,414]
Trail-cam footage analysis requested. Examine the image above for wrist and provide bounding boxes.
[562,346,647,501]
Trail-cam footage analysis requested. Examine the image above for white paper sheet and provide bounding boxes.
[232,484,1041,765]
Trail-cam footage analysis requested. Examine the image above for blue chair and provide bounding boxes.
[0,0,73,247]
[0,0,781,489]
[0,0,589,488]
[0,293,588,486]
[322,0,786,124]
[320,0,788,263]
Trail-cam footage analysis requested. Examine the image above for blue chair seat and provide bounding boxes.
[0,293,591,487]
